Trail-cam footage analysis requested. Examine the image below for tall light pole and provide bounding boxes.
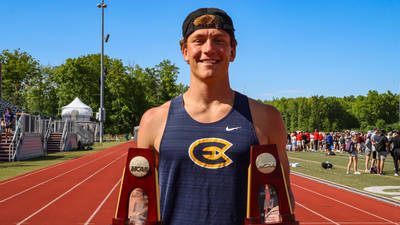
[97,1,107,143]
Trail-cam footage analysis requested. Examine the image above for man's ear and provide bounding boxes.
[182,46,189,63]
[229,45,236,62]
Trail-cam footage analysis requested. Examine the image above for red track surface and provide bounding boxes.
[0,141,399,225]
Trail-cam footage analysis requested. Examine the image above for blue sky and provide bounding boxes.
[1,0,399,100]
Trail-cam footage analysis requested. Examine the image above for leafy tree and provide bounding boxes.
[25,65,58,116]
[0,49,40,108]
[53,54,103,112]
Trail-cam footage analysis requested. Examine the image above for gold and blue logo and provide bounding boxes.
[188,138,233,169]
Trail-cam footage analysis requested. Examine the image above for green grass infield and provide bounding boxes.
[288,150,400,203]
[0,141,126,181]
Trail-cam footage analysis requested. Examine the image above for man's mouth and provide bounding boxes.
[199,59,219,64]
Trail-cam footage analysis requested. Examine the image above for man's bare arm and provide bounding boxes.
[137,102,170,151]
[249,99,295,210]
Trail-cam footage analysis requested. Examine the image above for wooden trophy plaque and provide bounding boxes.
[112,147,161,225]
[245,144,299,225]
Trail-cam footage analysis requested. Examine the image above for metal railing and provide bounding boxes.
[43,118,52,153]
[9,114,25,162]
[60,121,73,151]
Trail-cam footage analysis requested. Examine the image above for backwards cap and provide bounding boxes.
[182,8,235,39]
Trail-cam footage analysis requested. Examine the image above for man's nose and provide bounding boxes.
[203,39,215,54]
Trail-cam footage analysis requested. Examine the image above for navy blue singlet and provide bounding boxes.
[159,92,259,225]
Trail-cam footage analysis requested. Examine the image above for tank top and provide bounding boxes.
[159,91,259,225]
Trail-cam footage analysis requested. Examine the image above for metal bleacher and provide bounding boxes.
[0,98,97,162]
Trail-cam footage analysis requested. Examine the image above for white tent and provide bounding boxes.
[62,97,93,121]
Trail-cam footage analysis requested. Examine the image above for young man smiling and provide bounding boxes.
[137,8,294,225]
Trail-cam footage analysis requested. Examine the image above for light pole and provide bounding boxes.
[97,1,107,143]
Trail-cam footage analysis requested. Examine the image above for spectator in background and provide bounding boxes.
[291,132,297,152]
[318,132,324,151]
[313,129,319,151]
[305,131,310,151]
[296,131,302,151]
[358,132,365,153]
[373,129,388,175]
[301,131,307,151]
[391,130,400,176]
[325,132,333,154]
[3,108,14,142]
[0,118,5,133]
[333,132,340,152]
[339,133,346,152]
[346,134,361,175]
[364,133,374,172]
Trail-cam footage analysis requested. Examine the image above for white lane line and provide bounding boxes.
[16,153,126,225]
[84,178,121,225]
[0,149,120,203]
[293,183,399,225]
[296,201,339,225]
[0,147,119,186]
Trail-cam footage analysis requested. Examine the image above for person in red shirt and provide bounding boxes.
[296,131,302,151]
[313,129,319,151]
[318,133,323,151]
[305,132,310,151]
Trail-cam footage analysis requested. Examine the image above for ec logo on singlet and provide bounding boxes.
[188,138,233,169]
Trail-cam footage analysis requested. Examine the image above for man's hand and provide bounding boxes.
[264,206,281,223]
[128,188,148,225]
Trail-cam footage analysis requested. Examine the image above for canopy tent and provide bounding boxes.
[62,97,93,121]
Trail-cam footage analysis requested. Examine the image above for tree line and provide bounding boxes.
[2,49,398,135]
[0,49,187,134]
[263,91,400,133]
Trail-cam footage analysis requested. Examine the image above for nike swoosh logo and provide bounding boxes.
[226,126,241,131]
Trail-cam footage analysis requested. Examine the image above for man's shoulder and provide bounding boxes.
[137,101,171,149]
[247,97,285,144]
[140,101,171,126]
[248,98,281,120]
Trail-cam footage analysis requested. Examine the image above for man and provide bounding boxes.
[346,134,361,175]
[137,8,294,225]
[391,130,400,176]
[326,132,333,153]
[313,129,319,151]
[296,131,302,151]
[364,133,373,172]
[3,108,14,142]
[373,129,388,175]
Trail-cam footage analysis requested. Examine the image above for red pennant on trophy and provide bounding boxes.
[245,144,299,225]
[112,147,161,225]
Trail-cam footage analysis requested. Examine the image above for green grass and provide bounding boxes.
[288,150,400,201]
[0,141,126,181]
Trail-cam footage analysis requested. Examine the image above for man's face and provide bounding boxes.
[182,28,236,81]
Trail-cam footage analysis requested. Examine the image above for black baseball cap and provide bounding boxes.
[182,8,235,39]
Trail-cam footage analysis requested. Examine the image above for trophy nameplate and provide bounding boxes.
[112,147,161,225]
[245,144,299,225]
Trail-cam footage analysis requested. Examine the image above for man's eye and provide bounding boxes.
[215,39,226,44]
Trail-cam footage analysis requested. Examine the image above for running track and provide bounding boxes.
[0,142,399,225]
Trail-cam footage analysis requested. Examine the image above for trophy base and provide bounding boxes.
[111,218,162,225]
[245,215,299,225]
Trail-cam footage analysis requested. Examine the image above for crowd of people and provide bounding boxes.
[287,129,400,176]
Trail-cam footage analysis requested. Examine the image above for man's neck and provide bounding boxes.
[185,73,234,106]
[182,74,235,123]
